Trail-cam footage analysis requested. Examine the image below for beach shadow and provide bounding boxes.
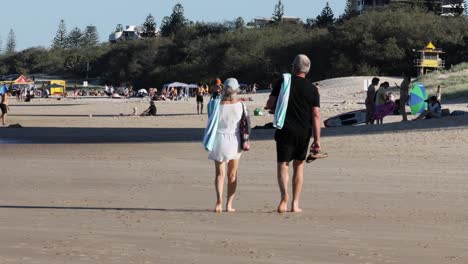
[10,113,200,118]
[0,205,211,213]
[9,104,86,107]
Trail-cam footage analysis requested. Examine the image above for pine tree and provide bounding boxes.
[0,35,3,54]
[52,19,68,49]
[82,25,99,47]
[234,17,245,29]
[272,0,285,23]
[67,27,84,49]
[115,24,124,33]
[142,13,157,38]
[160,3,188,37]
[342,0,358,20]
[5,29,16,54]
[315,2,335,28]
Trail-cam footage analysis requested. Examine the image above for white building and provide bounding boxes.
[109,25,159,43]
[251,16,302,28]
[355,0,465,16]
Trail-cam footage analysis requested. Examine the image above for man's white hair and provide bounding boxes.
[292,54,311,74]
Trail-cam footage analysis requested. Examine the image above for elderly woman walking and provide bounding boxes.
[203,78,250,213]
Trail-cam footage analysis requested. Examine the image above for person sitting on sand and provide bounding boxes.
[413,96,442,121]
[373,92,396,125]
[141,101,157,116]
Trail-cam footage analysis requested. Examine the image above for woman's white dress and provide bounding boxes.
[208,102,243,162]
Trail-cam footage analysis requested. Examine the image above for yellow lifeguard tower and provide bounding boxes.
[414,42,445,76]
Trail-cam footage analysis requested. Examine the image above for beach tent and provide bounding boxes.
[164,82,198,96]
[13,75,34,85]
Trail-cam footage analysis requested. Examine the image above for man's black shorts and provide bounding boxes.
[0,104,7,114]
[196,95,203,103]
[275,128,311,162]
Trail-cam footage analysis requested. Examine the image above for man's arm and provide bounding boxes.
[312,106,321,149]
[264,95,277,112]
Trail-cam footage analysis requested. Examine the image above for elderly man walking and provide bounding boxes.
[265,54,322,213]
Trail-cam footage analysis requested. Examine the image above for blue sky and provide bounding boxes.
[2,0,346,51]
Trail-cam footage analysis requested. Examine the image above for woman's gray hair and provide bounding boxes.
[292,54,311,74]
[222,86,237,101]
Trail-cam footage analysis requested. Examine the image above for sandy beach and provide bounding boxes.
[1,76,468,263]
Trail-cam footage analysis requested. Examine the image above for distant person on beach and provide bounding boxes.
[196,82,205,114]
[210,78,223,99]
[413,96,442,121]
[140,101,157,116]
[375,81,390,109]
[373,92,396,124]
[265,54,321,213]
[395,76,411,122]
[1,90,11,126]
[207,78,248,213]
[365,77,380,125]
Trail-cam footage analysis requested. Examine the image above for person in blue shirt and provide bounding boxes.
[414,96,442,120]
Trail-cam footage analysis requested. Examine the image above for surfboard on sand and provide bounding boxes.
[324,110,367,128]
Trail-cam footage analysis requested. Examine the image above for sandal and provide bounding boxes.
[306,150,328,163]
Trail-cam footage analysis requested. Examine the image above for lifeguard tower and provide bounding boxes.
[414,42,445,76]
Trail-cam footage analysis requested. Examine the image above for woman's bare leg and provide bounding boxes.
[226,159,239,212]
[214,161,225,213]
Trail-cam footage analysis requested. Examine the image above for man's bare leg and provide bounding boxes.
[200,103,204,114]
[197,103,200,114]
[214,161,225,213]
[226,159,239,212]
[277,162,290,213]
[291,160,304,213]
[401,103,408,122]
[1,114,5,126]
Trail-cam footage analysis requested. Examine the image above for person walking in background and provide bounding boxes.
[1,90,11,126]
[365,77,380,125]
[265,54,321,213]
[196,82,206,114]
[210,78,223,99]
[204,78,249,213]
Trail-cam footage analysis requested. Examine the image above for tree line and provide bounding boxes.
[0,1,467,88]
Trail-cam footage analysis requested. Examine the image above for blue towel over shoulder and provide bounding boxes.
[203,98,221,151]
[274,73,292,129]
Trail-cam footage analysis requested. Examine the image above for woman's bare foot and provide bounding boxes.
[291,202,303,213]
[214,203,223,213]
[277,196,289,213]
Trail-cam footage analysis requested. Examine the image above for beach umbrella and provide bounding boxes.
[409,82,428,115]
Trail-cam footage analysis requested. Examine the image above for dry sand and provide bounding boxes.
[1,76,468,263]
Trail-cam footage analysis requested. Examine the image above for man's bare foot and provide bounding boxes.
[291,202,303,213]
[226,207,236,213]
[214,203,223,213]
[277,198,288,213]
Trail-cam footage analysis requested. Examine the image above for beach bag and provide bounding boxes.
[239,102,251,151]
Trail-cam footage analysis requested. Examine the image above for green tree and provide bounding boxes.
[82,25,99,47]
[160,3,189,37]
[5,29,16,54]
[235,17,245,30]
[115,24,124,32]
[315,2,335,28]
[52,19,68,49]
[341,0,358,20]
[0,35,3,54]
[272,0,285,23]
[142,13,157,38]
[67,27,84,49]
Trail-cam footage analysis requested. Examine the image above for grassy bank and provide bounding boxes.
[419,63,468,101]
